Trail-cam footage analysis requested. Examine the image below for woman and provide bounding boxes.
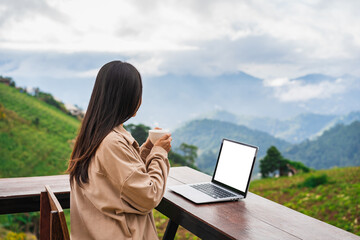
[67,61,172,239]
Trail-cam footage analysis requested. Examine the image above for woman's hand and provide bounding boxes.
[144,127,162,149]
[144,138,153,149]
[154,133,172,153]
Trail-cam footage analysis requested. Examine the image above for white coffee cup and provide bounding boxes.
[148,129,170,144]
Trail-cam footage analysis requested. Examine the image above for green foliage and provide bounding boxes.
[0,213,39,237]
[287,159,311,173]
[298,174,329,188]
[2,231,36,240]
[260,146,287,178]
[35,91,67,114]
[168,145,198,169]
[250,166,360,236]
[124,123,151,145]
[178,143,198,166]
[0,76,16,87]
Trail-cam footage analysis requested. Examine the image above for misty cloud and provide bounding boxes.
[264,76,356,102]
[157,35,299,77]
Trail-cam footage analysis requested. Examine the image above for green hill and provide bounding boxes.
[172,119,292,174]
[284,121,360,169]
[250,166,360,236]
[0,83,80,177]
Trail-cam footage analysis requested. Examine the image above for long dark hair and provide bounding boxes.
[67,61,142,187]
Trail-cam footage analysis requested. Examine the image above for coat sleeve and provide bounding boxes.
[139,143,151,164]
[121,146,170,214]
[99,137,170,215]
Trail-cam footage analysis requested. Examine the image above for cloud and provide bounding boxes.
[157,34,298,77]
[1,0,360,79]
[264,77,354,102]
[0,0,67,26]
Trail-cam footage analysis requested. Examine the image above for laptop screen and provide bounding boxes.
[212,139,258,194]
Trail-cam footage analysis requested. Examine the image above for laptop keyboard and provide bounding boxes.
[191,183,237,199]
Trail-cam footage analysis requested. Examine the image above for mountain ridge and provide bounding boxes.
[284,121,360,169]
[197,109,360,143]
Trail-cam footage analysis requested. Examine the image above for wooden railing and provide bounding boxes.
[1,167,359,240]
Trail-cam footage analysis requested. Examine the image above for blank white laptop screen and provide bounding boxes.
[213,140,257,192]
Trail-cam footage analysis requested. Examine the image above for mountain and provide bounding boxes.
[0,83,80,177]
[284,121,360,169]
[200,110,360,143]
[294,73,337,83]
[172,119,292,174]
[172,117,360,174]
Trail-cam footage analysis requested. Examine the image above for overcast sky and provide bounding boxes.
[0,0,360,115]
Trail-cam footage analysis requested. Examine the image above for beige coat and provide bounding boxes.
[70,125,169,240]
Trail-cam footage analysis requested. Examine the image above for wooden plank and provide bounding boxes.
[0,175,70,214]
[244,192,360,240]
[0,175,69,198]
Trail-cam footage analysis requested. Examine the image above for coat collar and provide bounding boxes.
[113,124,139,149]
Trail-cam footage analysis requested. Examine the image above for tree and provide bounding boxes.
[124,123,151,145]
[178,143,198,166]
[260,146,311,178]
[0,76,15,87]
[260,146,287,178]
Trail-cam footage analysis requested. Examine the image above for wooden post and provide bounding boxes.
[40,191,50,240]
[163,219,179,240]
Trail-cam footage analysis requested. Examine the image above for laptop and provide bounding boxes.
[169,139,258,204]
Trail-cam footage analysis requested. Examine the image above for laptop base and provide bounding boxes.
[169,183,243,204]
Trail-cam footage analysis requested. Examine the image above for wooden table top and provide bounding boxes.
[0,166,359,240]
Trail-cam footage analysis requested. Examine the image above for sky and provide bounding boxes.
[0,0,360,127]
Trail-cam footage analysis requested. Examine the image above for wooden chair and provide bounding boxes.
[40,185,70,240]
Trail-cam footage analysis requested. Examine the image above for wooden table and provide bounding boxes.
[0,167,359,240]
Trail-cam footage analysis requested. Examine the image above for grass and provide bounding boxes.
[0,84,79,177]
[250,166,360,236]
[153,210,200,240]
